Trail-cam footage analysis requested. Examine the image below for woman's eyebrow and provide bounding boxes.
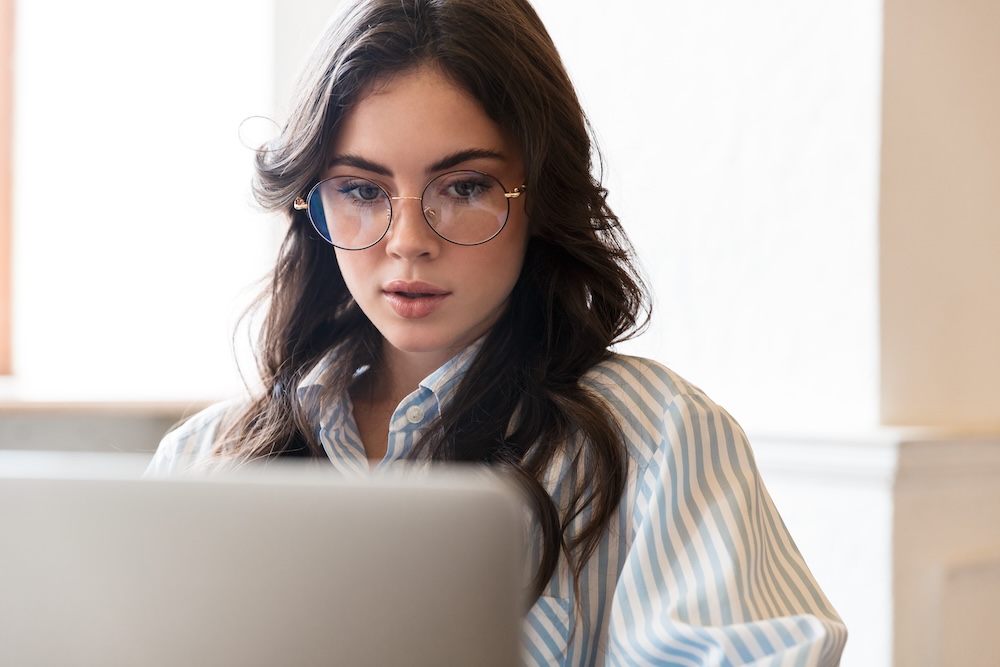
[326,154,392,175]
[427,148,507,173]
[326,148,507,176]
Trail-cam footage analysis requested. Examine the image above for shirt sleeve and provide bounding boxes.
[143,400,237,477]
[605,392,847,666]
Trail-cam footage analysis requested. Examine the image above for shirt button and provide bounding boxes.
[405,405,425,424]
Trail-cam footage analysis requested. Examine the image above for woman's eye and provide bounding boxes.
[445,179,490,200]
[338,181,383,204]
[354,185,382,200]
[451,181,477,197]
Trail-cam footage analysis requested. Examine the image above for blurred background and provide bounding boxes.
[1,1,997,665]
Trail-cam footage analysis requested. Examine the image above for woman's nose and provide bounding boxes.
[383,196,441,259]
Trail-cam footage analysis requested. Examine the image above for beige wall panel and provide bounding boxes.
[880,0,1000,428]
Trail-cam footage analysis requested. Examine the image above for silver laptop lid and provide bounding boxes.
[0,451,524,667]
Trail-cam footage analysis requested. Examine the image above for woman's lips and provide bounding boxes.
[382,281,450,318]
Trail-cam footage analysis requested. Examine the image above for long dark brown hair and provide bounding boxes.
[214,0,649,602]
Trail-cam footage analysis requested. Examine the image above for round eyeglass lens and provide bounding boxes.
[307,177,392,250]
[421,171,510,245]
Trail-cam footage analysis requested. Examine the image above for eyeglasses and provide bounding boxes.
[293,170,526,250]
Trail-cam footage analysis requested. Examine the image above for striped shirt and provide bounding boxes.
[147,347,847,666]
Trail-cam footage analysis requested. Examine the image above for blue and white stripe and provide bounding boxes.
[147,348,847,666]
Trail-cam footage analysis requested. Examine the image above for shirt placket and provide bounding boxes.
[376,387,439,469]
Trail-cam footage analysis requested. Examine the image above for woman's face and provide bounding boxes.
[327,66,529,374]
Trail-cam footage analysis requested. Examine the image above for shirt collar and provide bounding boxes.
[416,338,484,402]
[298,337,486,413]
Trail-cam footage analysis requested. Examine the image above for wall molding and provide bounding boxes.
[749,428,1000,487]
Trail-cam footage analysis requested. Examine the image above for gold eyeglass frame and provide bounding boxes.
[292,170,526,249]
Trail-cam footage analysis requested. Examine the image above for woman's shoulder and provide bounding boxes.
[582,352,748,466]
[582,352,714,410]
[144,398,245,476]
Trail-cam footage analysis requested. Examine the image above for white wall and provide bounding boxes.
[533,0,884,434]
[11,0,279,402]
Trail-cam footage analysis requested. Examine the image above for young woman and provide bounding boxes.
[147,0,847,664]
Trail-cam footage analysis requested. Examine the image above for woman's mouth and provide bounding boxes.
[382,281,450,318]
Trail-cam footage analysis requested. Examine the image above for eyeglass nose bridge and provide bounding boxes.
[388,195,437,224]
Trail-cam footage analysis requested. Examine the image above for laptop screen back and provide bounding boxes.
[0,452,524,667]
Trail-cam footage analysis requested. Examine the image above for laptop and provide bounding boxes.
[0,451,524,666]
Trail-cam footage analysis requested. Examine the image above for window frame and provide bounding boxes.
[0,0,12,376]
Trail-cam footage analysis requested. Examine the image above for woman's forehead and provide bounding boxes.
[328,66,523,177]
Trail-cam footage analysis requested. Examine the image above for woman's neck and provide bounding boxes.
[373,345,454,404]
